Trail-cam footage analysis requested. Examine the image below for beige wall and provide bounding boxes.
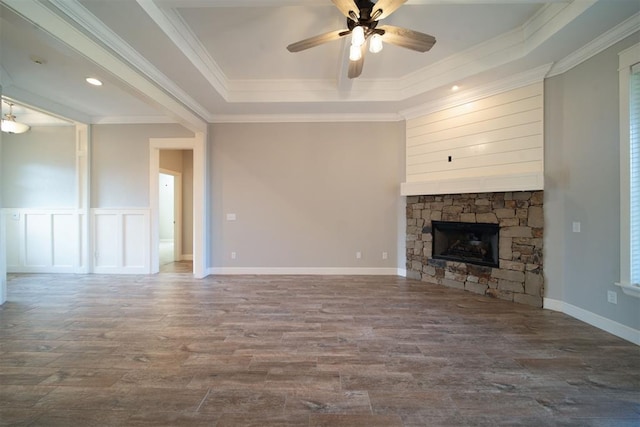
[209,121,405,270]
[2,125,76,208]
[91,124,193,208]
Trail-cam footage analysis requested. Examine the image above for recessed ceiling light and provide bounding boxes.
[451,85,460,92]
[86,77,103,86]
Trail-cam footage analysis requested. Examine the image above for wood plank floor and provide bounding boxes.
[0,273,638,426]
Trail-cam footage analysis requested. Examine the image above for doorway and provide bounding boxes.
[149,136,205,277]
[159,170,183,271]
[157,149,192,274]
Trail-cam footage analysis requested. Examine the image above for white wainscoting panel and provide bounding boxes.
[3,209,81,273]
[92,209,150,274]
[402,83,544,195]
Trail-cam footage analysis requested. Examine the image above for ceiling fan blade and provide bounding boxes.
[287,29,348,52]
[332,0,359,20]
[348,46,365,79]
[378,25,436,52]
[371,0,407,20]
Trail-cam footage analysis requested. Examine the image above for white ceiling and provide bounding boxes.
[0,0,638,130]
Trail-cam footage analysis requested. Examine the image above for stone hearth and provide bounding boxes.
[406,191,544,307]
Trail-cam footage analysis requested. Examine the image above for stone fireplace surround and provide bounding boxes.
[406,191,544,307]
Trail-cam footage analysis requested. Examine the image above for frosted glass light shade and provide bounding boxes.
[369,34,383,53]
[1,118,30,134]
[349,44,362,61]
[351,26,365,46]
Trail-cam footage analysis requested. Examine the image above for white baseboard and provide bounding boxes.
[8,266,78,274]
[180,254,194,261]
[544,298,640,345]
[542,298,564,312]
[93,266,150,275]
[207,267,399,276]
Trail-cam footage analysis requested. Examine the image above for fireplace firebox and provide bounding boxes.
[431,221,499,268]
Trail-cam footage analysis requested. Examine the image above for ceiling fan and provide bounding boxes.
[286,0,436,79]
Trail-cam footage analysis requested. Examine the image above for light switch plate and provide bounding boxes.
[572,221,581,233]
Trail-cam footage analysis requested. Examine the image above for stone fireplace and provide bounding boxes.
[406,191,544,307]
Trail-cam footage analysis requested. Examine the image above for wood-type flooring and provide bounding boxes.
[0,273,638,426]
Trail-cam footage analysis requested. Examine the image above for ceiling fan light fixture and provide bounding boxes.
[349,44,362,61]
[1,103,30,134]
[351,25,365,47]
[369,34,383,53]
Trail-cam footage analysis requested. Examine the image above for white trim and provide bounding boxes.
[76,124,91,274]
[543,298,640,346]
[3,208,84,274]
[2,86,92,124]
[181,254,194,261]
[137,0,229,100]
[401,172,544,196]
[50,0,211,122]
[618,42,640,294]
[150,136,207,278]
[2,0,206,133]
[548,12,640,77]
[400,64,552,120]
[208,267,400,276]
[615,282,640,298]
[210,113,403,124]
[93,116,179,125]
[72,0,593,108]
[91,208,151,275]
[397,268,407,277]
[542,297,564,312]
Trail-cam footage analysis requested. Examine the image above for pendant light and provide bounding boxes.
[1,102,30,134]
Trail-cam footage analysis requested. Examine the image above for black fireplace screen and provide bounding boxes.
[431,221,499,268]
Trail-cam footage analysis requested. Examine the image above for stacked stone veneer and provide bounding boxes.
[406,191,544,307]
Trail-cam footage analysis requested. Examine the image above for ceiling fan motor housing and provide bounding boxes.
[347,0,381,34]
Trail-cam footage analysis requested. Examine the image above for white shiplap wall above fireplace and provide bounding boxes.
[401,82,544,196]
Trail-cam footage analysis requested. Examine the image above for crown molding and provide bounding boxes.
[396,2,593,101]
[3,85,92,124]
[210,113,403,124]
[137,0,229,99]
[84,0,607,110]
[3,0,207,132]
[400,62,552,119]
[48,0,211,122]
[548,11,640,77]
[92,115,178,125]
[208,1,594,104]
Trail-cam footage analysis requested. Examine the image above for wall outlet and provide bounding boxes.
[382,251,388,260]
[231,251,236,260]
[356,251,362,259]
[226,213,237,221]
[572,221,581,233]
[607,290,617,304]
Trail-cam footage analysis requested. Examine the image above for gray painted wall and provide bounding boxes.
[544,34,640,330]
[209,121,405,269]
[2,126,75,208]
[91,124,193,208]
